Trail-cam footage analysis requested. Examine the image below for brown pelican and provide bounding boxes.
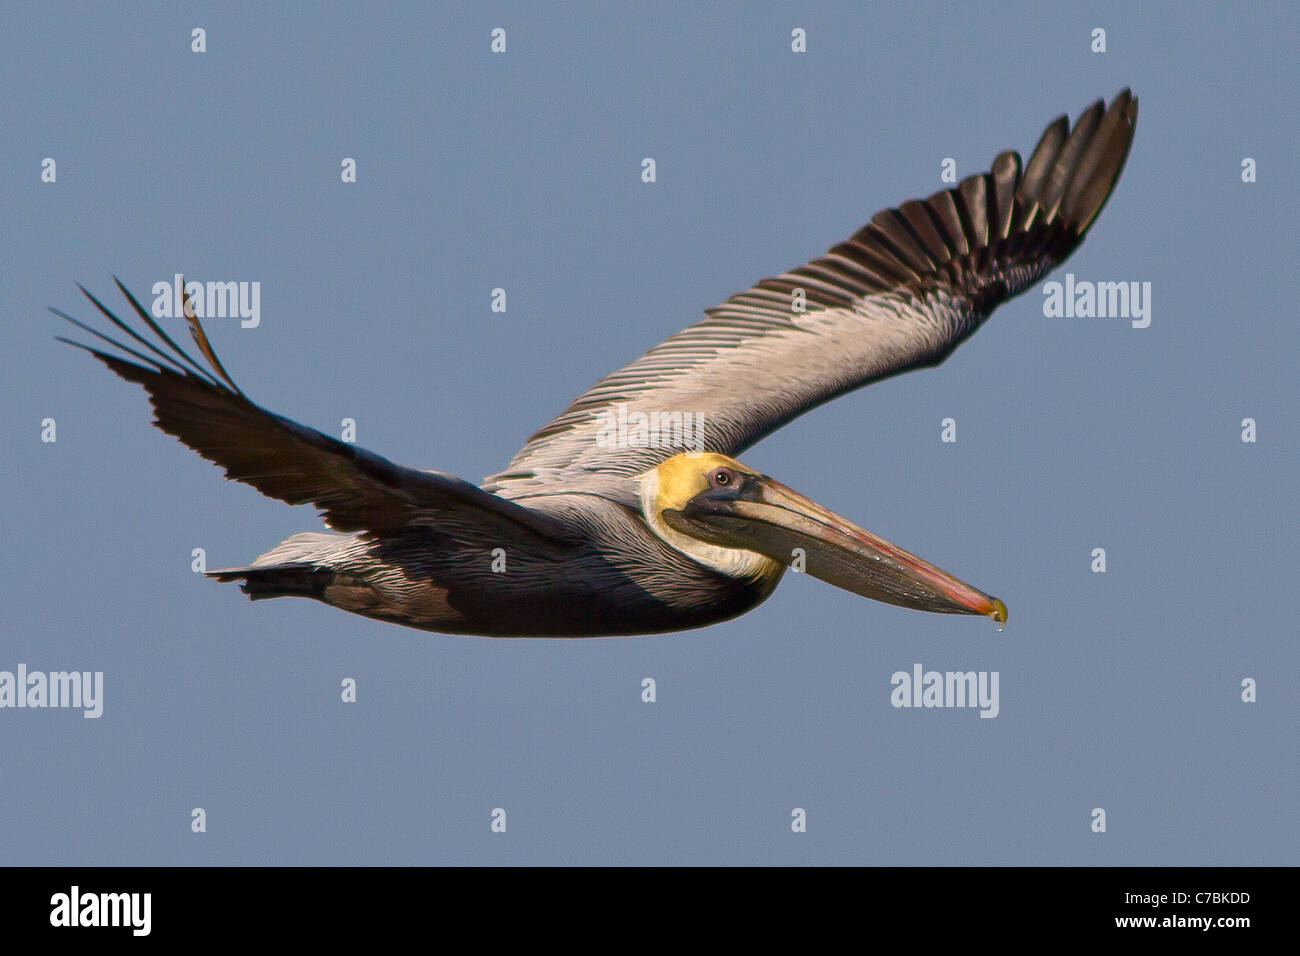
[55,90,1137,637]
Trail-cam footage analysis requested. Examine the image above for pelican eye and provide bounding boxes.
[710,467,735,488]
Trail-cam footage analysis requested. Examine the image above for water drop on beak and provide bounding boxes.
[989,598,1008,632]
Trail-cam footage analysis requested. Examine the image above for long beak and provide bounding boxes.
[670,476,1007,626]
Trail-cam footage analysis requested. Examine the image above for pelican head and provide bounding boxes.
[639,452,1007,625]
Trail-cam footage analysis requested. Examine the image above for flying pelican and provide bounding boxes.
[55,90,1137,637]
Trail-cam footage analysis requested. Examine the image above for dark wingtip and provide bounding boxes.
[52,333,96,354]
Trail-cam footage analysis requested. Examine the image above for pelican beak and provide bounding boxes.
[666,474,1007,626]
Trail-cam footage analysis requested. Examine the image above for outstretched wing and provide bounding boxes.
[484,90,1137,499]
[55,280,576,545]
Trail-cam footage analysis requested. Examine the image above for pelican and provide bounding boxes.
[55,90,1137,637]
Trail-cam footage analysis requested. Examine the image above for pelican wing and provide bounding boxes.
[485,90,1137,499]
[55,281,576,545]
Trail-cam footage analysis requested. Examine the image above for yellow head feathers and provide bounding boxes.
[639,452,752,512]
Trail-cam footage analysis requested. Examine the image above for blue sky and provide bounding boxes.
[2,1,1296,864]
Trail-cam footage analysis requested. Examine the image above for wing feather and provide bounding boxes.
[486,91,1137,499]
[57,285,575,545]
[484,91,1137,500]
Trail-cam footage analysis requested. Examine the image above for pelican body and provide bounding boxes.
[55,91,1137,637]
